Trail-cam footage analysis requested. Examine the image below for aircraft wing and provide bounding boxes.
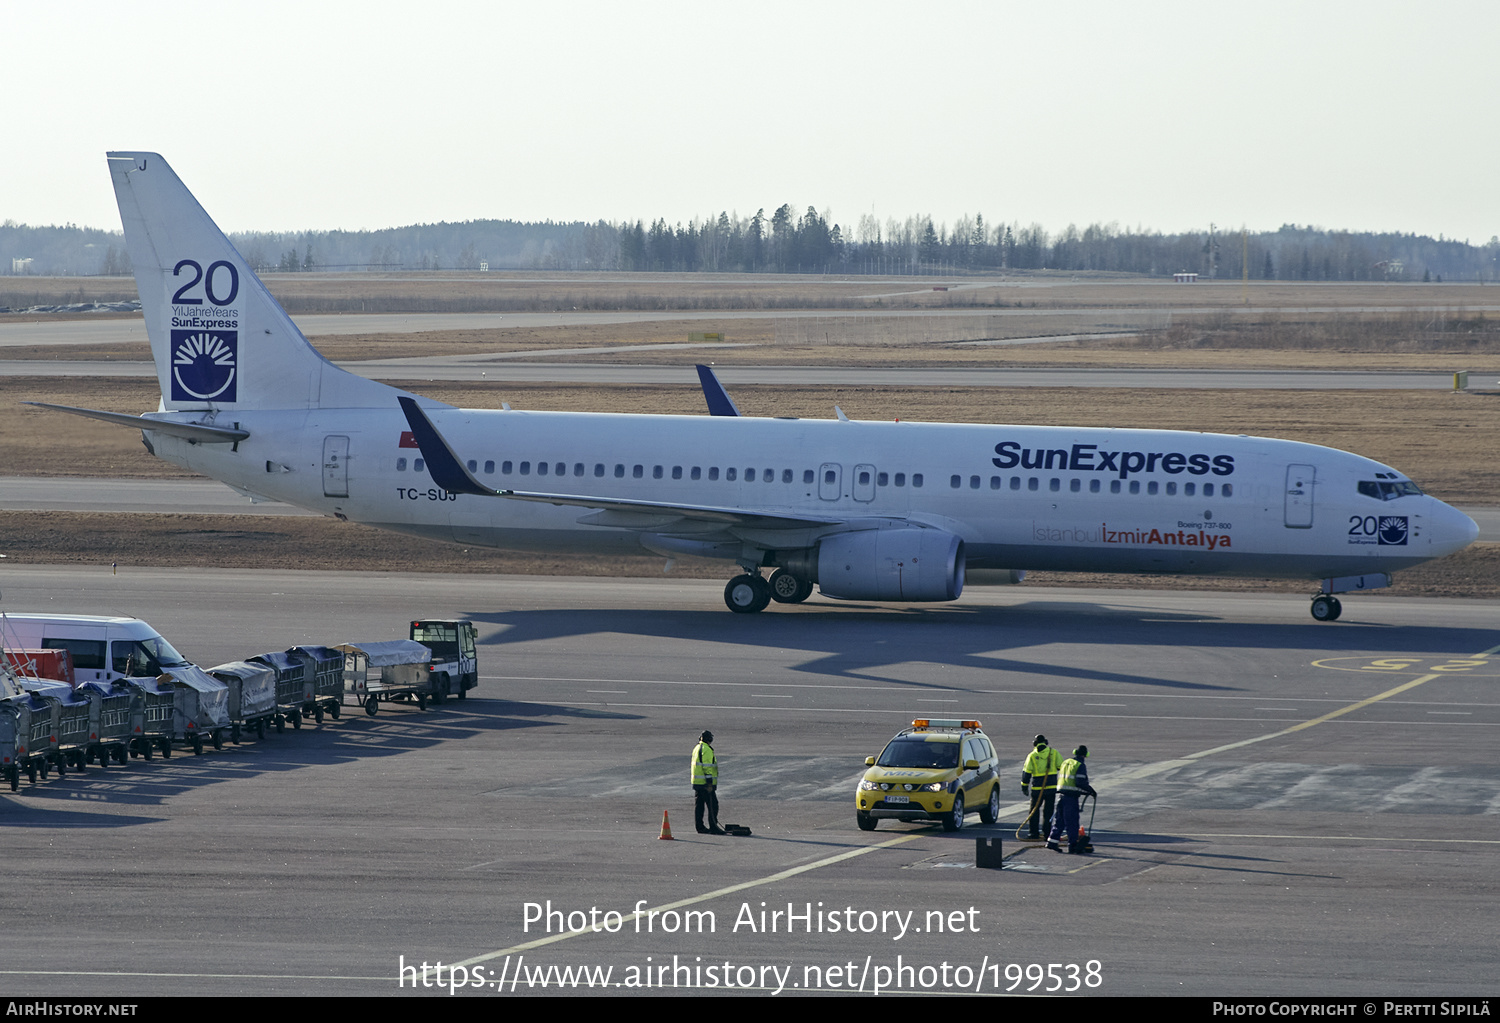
[25,402,249,443]
[398,396,840,529]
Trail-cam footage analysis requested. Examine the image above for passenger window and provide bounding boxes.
[615,464,625,478]
[573,463,584,477]
[1028,477,1038,491]
[1203,483,1214,497]
[894,473,905,487]
[1129,480,1140,494]
[1223,483,1233,497]
[537,462,548,476]
[989,476,1000,490]
[951,475,961,489]
[1010,477,1021,491]
[709,467,719,480]
[969,476,980,489]
[1049,478,1060,492]
[396,457,407,471]
[653,465,663,479]
[1166,481,1176,495]
[1147,481,1158,495]
[502,461,513,474]
[414,459,424,472]
[633,465,644,478]
[804,470,815,484]
[555,463,565,476]
[691,467,702,480]
[746,468,756,482]
[764,468,773,482]
[784,469,795,483]
[672,466,682,480]
[726,468,737,481]
[1184,482,1196,496]
[593,463,604,477]
[485,460,495,474]
[1069,478,1080,492]
[912,474,923,487]
[1089,479,1100,493]
[520,461,531,475]
[825,470,836,485]
[1110,480,1121,494]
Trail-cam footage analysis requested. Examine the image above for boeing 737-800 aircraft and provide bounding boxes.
[32,153,1479,618]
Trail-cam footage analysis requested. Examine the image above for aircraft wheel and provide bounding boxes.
[942,792,965,832]
[980,785,1000,825]
[1310,595,1342,622]
[724,574,771,613]
[769,569,812,604]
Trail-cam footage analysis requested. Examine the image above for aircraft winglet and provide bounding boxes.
[695,364,741,416]
[397,397,497,496]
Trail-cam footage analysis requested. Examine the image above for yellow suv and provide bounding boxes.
[856,719,1001,831]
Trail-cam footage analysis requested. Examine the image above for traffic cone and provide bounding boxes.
[658,810,675,840]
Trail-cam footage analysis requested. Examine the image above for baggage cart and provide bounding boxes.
[158,666,230,754]
[22,680,94,775]
[77,680,136,766]
[207,661,278,741]
[334,641,432,716]
[289,645,343,723]
[247,651,309,732]
[123,677,175,759]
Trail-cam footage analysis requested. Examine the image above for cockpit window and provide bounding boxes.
[1358,480,1423,500]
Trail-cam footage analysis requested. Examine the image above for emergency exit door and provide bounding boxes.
[323,435,350,498]
[1284,463,1314,528]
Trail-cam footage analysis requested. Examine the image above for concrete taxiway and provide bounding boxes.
[0,566,1496,997]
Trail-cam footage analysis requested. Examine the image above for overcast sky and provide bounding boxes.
[5,0,1496,242]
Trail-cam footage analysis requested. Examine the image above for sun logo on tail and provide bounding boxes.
[170,330,238,401]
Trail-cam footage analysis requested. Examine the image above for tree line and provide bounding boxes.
[4,211,1498,282]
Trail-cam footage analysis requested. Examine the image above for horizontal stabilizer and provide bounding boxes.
[25,402,249,443]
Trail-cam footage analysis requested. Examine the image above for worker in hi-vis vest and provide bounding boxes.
[1020,734,1061,840]
[691,730,725,835]
[1049,746,1098,854]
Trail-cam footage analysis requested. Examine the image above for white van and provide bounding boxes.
[0,614,195,685]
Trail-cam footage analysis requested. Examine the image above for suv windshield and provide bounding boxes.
[877,738,959,770]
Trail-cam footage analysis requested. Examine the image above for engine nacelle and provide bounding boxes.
[816,528,966,602]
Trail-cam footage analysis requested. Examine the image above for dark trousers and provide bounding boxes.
[1050,793,1081,847]
[1028,789,1055,838]
[694,784,719,832]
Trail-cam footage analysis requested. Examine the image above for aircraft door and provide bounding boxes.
[323,435,350,498]
[852,464,876,502]
[1284,463,1314,528]
[819,463,842,501]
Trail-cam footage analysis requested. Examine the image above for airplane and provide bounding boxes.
[30,152,1480,620]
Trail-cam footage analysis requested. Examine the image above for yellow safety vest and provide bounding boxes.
[691,741,718,785]
[1059,757,1084,794]
[1022,745,1061,790]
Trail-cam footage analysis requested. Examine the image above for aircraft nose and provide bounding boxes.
[1430,500,1479,555]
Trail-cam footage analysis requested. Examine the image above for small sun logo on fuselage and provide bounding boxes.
[1377,516,1409,546]
[170,330,237,402]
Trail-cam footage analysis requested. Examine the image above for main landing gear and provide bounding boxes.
[1310,594,1343,622]
[724,569,815,613]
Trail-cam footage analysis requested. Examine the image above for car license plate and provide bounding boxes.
[884,795,909,804]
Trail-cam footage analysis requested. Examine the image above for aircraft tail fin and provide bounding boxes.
[107,152,397,411]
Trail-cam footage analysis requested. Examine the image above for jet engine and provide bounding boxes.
[815,528,966,602]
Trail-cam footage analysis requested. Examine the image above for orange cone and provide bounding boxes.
[658,810,675,840]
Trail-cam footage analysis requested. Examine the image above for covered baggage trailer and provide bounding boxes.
[288,646,343,723]
[158,666,230,754]
[207,661,278,741]
[21,680,95,775]
[247,651,309,732]
[335,641,432,716]
[123,677,176,759]
[6,690,57,782]
[77,680,136,766]
[0,700,19,790]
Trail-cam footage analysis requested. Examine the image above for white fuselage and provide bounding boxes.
[146,406,1476,582]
